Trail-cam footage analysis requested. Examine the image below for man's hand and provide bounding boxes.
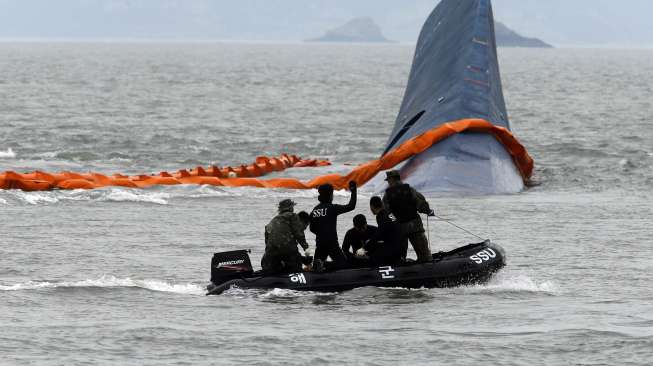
[355,248,368,258]
[428,209,435,217]
[348,180,357,191]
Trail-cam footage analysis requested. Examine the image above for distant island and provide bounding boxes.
[308,17,551,48]
[307,17,391,43]
[495,22,552,48]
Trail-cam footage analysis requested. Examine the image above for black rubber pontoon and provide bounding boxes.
[206,240,505,295]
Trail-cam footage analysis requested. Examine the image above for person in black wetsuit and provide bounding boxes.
[355,196,403,266]
[310,181,357,271]
[342,214,377,267]
[382,170,434,263]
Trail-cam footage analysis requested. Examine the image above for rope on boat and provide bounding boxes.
[433,214,486,241]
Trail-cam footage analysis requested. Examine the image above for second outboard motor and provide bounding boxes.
[210,250,253,284]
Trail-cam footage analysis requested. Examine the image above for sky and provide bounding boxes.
[0,0,652,47]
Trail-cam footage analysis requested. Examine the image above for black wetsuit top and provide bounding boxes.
[365,209,403,264]
[310,190,357,247]
[342,225,377,257]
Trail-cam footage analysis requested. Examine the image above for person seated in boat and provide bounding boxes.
[261,199,312,274]
[310,181,357,271]
[354,196,403,266]
[382,170,434,263]
[342,214,377,267]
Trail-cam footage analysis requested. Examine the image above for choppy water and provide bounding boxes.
[1,43,652,365]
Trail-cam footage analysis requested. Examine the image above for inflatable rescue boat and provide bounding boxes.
[206,240,505,295]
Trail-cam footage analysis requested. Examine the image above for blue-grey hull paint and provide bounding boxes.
[381,0,524,194]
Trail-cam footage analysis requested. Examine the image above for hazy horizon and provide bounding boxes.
[1,0,652,47]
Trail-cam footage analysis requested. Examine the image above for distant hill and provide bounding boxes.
[307,17,549,47]
[495,22,552,48]
[5,1,647,46]
[307,17,391,43]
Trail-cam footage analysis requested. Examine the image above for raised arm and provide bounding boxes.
[335,181,357,215]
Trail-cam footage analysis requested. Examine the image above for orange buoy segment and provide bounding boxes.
[0,119,533,192]
[0,154,331,191]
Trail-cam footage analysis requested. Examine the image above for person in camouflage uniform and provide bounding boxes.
[382,170,435,263]
[261,199,311,273]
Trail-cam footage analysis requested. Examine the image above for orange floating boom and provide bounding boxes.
[0,154,327,192]
[0,119,533,192]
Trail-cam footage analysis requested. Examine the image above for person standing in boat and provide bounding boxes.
[355,196,403,266]
[342,214,377,267]
[261,199,311,274]
[382,170,434,263]
[310,181,357,271]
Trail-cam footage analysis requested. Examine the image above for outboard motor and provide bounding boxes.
[210,250,253,285]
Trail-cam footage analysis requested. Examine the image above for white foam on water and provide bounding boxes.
[463,272,558,294]
[619,158,636,169]
[221,286,250,297]
[7,189,170,206]
[260,288,306,298]
[259,288,338,298]
[36,151,59,159]
[13,191,60,205]
[0,147,16,158]
[9,190,90,205]
[98,189,170,205]
[59,189,93,202]
[0,197,7,205]
[221,286,336,299]
[169,185,235,199]
[108,157,132,163]
[5,181,369,207]
[0,275,206,296]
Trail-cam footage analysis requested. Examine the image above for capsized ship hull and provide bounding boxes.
[381,0,525,194]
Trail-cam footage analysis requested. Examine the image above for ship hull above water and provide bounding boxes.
[381,0,529,194]
[400,133,523,194]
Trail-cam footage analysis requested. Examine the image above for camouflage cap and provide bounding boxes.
[278,199,296,212]
[385,170,401,181]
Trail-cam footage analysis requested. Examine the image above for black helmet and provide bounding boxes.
[318,184,333,196]
[353,214,367,228]
[318,184,334,203]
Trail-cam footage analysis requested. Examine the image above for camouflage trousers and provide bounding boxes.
[261,246,303,274]
[408,232,432,262]
[400,219,433,263]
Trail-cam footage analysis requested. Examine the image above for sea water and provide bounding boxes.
[1,43,652,365]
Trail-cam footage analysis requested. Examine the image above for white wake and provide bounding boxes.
[0,275,206,296]
[463,271,558,294]
[0,147,16,158]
